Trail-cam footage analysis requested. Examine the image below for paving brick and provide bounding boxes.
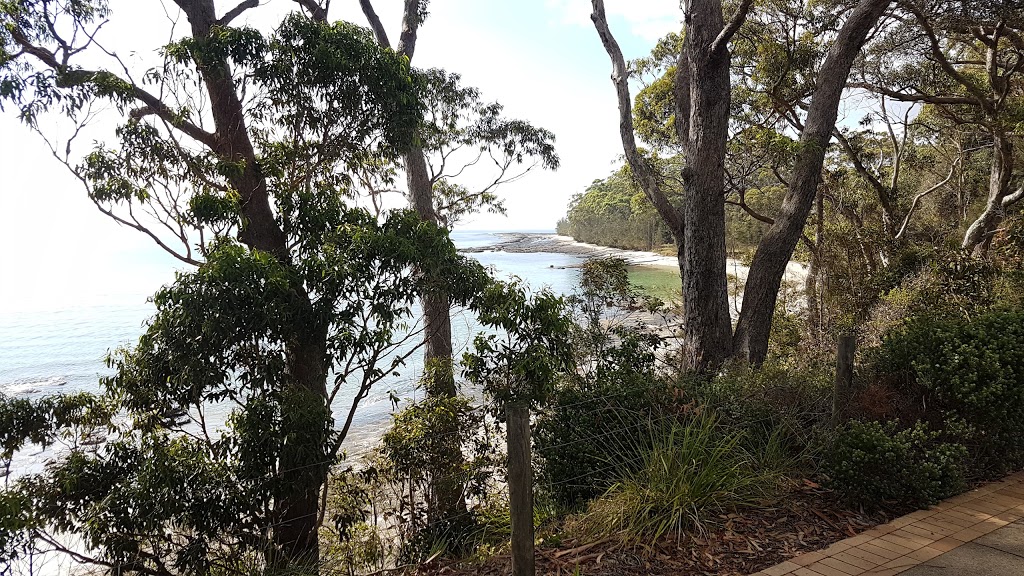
[792,550,829,566]
[992,508,1024,523]
[881,555,919,569]
[974,516,1011,533]
[806,563,858,576]
[860,567,907,576]
[816,556,865,575]
[903,509,938,522]
[961,499,1015,516]
[930,510,982,528]
[751,475,1024,576]
[840,546,890,566]
[906,546,944,563]
[889,529,936,547]
[949,527,988,542]
[878,532,928,551]
[859,542,905,560]
[831,549,882,568]
[928,536,964,552]
[823,540,854,555]
[756,561,800,576]
[906,520,958,539]
[842,533,875,547]
[944,491,982,506]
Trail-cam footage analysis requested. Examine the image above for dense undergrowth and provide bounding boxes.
[315,240,1024,572]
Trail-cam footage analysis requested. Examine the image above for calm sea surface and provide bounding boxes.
[0,231,584,474]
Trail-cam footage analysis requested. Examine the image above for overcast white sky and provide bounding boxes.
[0,0,682,311]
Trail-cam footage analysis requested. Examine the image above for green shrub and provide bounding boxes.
[374,393,500,560]
[534,365,671,509]
[873,309,1024,476]
[536,269,672,509]
[580,413,780,543]
[698,360,833,466]
[826,420,967,508]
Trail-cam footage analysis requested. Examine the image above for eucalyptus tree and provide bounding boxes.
[0,0,491,571]
[851,0,1024,256]
[591,0,892,368]
[353,0,557,526]
[355,0,559,384]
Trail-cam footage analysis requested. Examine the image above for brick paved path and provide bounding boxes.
[751,471,1024,576]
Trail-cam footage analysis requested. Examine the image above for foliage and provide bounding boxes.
[579,413,782,544]
[534,257,671,508]
[1,209,487,572]
[534,361,671,509]
[463,281,575,411]
[402,68,559,226]
[376,392,500,558]
[826,420,968,508]
[698,359,833,467]
[560,165,674,251]
[872,309,1024,476]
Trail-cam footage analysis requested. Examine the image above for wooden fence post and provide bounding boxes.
[833,334,856,423]
[506,403,535,576]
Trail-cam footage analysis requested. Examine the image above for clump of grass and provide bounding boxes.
[580,412,782,545]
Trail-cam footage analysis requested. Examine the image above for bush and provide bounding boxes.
[698,360,833,466]
[534,364,672,509]
[579,413,781,543]
[826,420,967,508]
[372,393,501,560]
[535,263,673,509]
[873,309,1024,476]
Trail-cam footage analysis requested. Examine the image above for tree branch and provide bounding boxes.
[590,0,683,235]
[711,0,754,57]
[397,0,424,59]
[217,0,259,26]
[358,0,392,47]
[291,0,328,22]
[894,157,959,240]
[1002,186,1024,208]
[901,0,993,111]
[11,27,220,149]
[847,82,977,106]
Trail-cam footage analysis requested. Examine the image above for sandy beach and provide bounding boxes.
[462,232,810,287]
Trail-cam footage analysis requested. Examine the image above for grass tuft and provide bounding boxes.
[580,412,782,545]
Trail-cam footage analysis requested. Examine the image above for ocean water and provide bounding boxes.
[0,231,584,474]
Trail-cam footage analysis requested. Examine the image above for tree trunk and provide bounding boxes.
[405,143,469,523]
[274,324,331,570]
[178,2,330,567]
[681,0,734,372]
[806,189,823,342]
[732,0,892,365]
[962,130,1013,256]
[358,0,470,525]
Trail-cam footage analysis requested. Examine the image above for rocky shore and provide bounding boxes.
[461,233,809,287]
[460,233,680,267]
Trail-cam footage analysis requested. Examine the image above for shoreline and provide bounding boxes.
[463,232,810,286]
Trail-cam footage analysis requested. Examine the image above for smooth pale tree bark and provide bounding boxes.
[963,131,1014,255]
[732,0,893,365]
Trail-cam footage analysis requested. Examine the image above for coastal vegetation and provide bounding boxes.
[0,0,1023,575]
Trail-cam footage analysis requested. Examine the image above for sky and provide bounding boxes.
[0,0,681,311]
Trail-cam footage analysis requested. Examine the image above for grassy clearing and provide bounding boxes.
[627,265,681,303]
